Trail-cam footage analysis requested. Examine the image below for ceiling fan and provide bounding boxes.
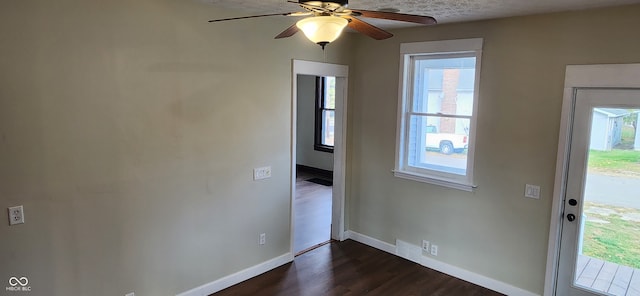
[208,0,437,49]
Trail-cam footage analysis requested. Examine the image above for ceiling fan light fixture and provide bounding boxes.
[296,16,349,47]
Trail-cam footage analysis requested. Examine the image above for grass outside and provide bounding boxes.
[587,149,640,176]
[582,202,640,269]
[588,125,640,175]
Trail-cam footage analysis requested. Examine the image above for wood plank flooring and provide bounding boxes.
[294,169,332,254]
[213,240,504,296]
[575,254,640,295]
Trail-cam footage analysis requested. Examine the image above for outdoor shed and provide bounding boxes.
[589,108,629,151]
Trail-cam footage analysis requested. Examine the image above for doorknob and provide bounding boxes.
[567,214,576,222]
[569,199,577,206]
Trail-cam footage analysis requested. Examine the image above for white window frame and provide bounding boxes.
[394,38,483,191]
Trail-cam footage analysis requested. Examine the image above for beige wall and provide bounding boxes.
[0,0,351,295]
[347,4,640,294]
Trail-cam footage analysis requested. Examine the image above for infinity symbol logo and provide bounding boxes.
[8,277,29,287]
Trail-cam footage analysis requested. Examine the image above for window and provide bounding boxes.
[315,76,336,153]
[394,38,483,191]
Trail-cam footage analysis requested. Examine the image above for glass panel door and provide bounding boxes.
[557,89,640,296]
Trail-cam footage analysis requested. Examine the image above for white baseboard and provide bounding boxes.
[419,255,539,296]
[346,230,539,296]
[176,253,293,296]
[344,230,396,254]
[178,232,539,296]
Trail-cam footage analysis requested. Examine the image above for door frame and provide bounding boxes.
[290,60,349,255]
[544,63,640,296]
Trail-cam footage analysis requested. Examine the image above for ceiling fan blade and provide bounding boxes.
[350,9,437,25]
[208,13,293,23]
[275,23,300,39]
[344,16,393,40]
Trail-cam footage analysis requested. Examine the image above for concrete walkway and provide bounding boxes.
[585,173,640,209]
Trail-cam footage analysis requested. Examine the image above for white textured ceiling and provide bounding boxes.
[202,0,640,27]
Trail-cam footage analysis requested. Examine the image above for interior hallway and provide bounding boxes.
[294,166,333,254]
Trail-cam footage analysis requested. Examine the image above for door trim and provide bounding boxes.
[545,63,640,296]
[290,60,349,256]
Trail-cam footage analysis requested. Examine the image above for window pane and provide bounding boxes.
[325,76,336,109]
[407,115,470,175]
[395,39,482,188]
[322,110,335,146]
[574,108,640,290]
[412,57,475,116]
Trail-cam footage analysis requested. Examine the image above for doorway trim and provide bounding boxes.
[544,63,640,296]
[291,60,349,255]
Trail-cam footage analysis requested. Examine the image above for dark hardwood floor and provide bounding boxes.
[213,240,505,296]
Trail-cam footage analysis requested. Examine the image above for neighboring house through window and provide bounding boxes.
[315,76,336,153]
[394,38,483,191]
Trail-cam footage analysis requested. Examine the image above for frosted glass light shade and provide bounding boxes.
[296,16,349,45]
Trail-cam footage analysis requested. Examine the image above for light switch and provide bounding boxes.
[253,166,272,180]
[525,184,541,199]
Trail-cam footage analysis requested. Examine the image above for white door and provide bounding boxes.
[556,88,640,296]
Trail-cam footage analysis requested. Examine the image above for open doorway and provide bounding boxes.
[291,60,348,257]
[294,75,335,255]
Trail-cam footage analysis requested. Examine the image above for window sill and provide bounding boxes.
[314,145,334,153]
[392,170,476,192]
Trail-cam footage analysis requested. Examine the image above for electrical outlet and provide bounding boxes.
[8,205,24,225]
[259,233,266,245]
[422,240,430,252]
[254,166,272,180]
[430,244,438,256]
